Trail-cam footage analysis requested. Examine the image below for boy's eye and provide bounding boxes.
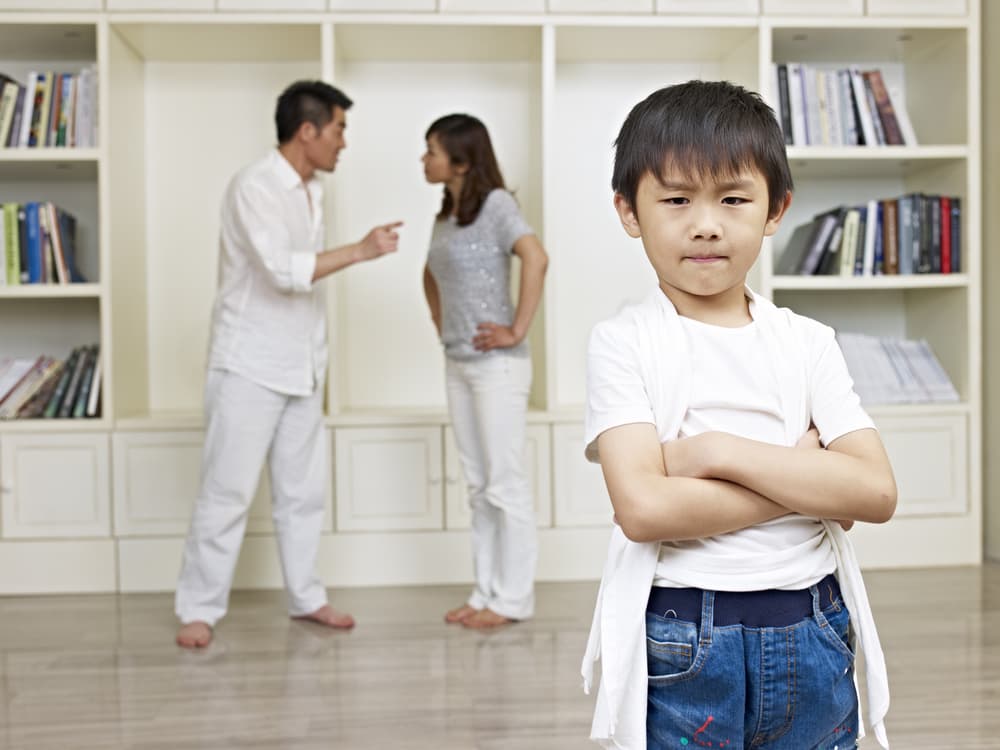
[662,197,688,205]
[722,196,748,205]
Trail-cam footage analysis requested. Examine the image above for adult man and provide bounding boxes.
[175,80,401,649]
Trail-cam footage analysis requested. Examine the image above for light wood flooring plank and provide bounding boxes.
[0,565,997,749]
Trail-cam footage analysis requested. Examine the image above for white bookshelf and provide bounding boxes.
[0,1,982,594]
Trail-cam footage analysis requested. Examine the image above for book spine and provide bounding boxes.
[882,199,899,274]
[950,197,961,272]
[864,69,904,146]
[776,64,793,146]
[57,346,90,418]
[43,348,79,418]
[940,195,951,274]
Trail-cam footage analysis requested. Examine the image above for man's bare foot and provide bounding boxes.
[293,604,355,630]
[444,604,479,624]
[462,608,515,630]
[176,621,213,648]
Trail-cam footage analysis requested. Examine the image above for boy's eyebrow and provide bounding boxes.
[655,176,757,191]
[715,178,756,190]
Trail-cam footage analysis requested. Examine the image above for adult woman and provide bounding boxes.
[422,114,548,629]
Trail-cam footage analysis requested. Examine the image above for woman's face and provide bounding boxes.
[421,133,461,185]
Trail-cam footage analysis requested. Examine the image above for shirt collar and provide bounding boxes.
[269,148,313,192]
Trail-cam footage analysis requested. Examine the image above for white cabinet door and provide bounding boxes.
[0,432,109,538]
[444,423,552,529]
[112,430,332,536]
[0,0,101,8]
[657,0,757,13]
[878,412,968,517]
[334,425,444,531]
[551,423,612,527]
[762,0,861,13]
[548,0,653,11]
[867,0,965,15]
[439,0,545,11]
[218,0,325,9]
[105,0,214,9]
[329,0,436,8]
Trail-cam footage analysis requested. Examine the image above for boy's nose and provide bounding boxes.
[690,211,723,240]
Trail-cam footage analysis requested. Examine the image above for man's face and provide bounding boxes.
[305,106,347,173]
[615,164,788,306]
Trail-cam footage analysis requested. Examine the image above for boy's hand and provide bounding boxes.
[836,519,855,531]
[661,433,720,479]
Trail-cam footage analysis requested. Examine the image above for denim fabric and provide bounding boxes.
[645,582,858,749]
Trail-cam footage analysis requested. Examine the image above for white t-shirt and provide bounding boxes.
[581,290,890,749]
[587,301,874,592]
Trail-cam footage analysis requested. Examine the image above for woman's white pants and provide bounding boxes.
[446,354,537,620]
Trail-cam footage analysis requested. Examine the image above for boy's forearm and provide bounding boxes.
[613,474,790,543]
[674,431,896,524]
[599,423,790,544]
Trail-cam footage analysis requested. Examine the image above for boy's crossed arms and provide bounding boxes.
[598,422,896,544]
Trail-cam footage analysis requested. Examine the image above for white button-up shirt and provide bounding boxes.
[207,149,327,396]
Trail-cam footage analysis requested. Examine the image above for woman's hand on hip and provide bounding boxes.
[473,322,520,351]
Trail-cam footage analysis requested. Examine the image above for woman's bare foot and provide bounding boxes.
[462,608,514,630]
[293,604,355,629]
[444,604,479,624]
[176,621,213,648]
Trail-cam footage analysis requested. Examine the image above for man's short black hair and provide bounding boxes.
[612,80,793,218]
[275,80,353,144]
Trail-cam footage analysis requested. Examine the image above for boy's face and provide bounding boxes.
[615,165,790,311]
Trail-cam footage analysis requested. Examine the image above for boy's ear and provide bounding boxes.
[763,190,793,237]
[614,193,642,238]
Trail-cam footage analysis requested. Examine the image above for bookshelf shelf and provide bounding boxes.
[769,273,970,291]
[0,283,103,298]
[0,148,100,161]
[866,402,970,419]
[0,416,110,433]
[786,147,968,178]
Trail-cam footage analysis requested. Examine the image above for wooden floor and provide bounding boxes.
[1,564,998,749]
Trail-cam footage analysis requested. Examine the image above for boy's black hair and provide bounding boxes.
[612,80,793,218]
[275,80,353,144]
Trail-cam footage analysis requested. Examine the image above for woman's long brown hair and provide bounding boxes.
[426,114,507,227]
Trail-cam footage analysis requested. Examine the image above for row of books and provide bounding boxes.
[0,68,98,149]
[775,193,961,277]
[1,202,85,286]
[773,64,916,147]
[0,345,101,420]
[838,333,958,405]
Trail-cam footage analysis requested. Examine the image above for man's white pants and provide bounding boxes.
[175,369,328,626]
[446,353,536,620]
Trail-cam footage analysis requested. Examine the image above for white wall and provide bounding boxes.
[983,4,999,561]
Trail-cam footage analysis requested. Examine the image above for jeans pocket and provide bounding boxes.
[817,600,855,660]
[645,613,698,680]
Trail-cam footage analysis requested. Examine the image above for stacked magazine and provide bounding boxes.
[837,332,958,405]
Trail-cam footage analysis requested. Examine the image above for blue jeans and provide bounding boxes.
[645,583,858,749]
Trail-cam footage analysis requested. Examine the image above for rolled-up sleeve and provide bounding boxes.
[230,181,316,293]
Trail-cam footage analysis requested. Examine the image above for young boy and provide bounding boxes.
[580,81,896,750]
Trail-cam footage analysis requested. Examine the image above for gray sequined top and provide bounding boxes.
[427,189,533,361]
